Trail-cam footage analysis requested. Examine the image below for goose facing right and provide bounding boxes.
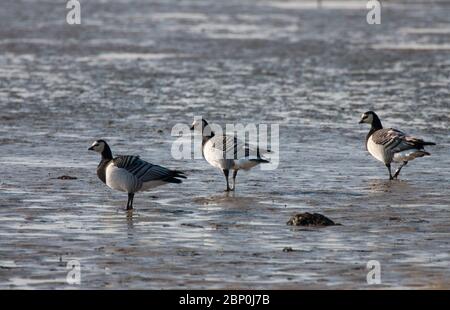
[190,118,270,191]
[359,111,436,180]
[89,140,186,210]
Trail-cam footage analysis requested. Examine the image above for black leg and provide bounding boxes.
[386,163,393,180]
[393,161,408,179]
[231,170,238,191]
[127,193,134,210]
[223,169,231,191]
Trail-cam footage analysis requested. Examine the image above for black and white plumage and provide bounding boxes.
[88,140,186,210]
[190,119,270,191]
[359,111,436,180]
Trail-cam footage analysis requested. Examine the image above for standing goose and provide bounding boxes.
[359,111,436,180]
[88,140,186,210]
[190,119,270,191]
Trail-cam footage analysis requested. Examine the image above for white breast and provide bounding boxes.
[140,180,166,191]
[203,140,234,170]
[105,164,139,193]
[234,158,259,171]
[367,136,387,164]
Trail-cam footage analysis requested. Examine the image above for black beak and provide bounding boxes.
[358,119,364,124]
[88,146,94,151]
[190,125,194,130]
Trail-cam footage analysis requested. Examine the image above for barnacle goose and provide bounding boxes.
[190,119,270,191]
[88,140,186,210]
[359,111,436,180]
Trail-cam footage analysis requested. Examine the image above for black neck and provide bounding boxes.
[366,115,383,145]
[371,114,383,131]
[97,144,113,184]
[202,126,215,145]
[101,144,113,160]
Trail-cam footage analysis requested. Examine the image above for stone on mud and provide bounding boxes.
[287,212,337,226]
[55,175,78,180]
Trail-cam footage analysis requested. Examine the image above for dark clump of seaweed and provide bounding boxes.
[287,212,340,227]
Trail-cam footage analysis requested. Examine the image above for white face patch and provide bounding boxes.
[360,113,373,124]
[191,120,204,130]
[90,141,105,153]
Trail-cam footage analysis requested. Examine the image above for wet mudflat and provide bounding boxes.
[0,0,449,289]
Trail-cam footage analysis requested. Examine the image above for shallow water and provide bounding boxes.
[0,0,449,289]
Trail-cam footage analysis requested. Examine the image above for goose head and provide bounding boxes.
[190,118,209,132]
[359,111,376,124]
[88,140,107,153]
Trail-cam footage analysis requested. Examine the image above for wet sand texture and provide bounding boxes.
[0,0,449,289]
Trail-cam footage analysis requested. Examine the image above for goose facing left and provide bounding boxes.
[88,140,186,210]
[359,111,436,180]
[190,118,270,191]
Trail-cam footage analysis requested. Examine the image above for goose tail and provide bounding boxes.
[416,150,431,157]
[250,158,270,163]
[165,170,187,183]
[422,141,436,146]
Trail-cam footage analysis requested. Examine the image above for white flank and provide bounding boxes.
[235,158,261,171]
[140,180,167,191]
[203,138,266,171]
[393,149,425,163]
[105,164,138,193]
[367,136,387,163]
